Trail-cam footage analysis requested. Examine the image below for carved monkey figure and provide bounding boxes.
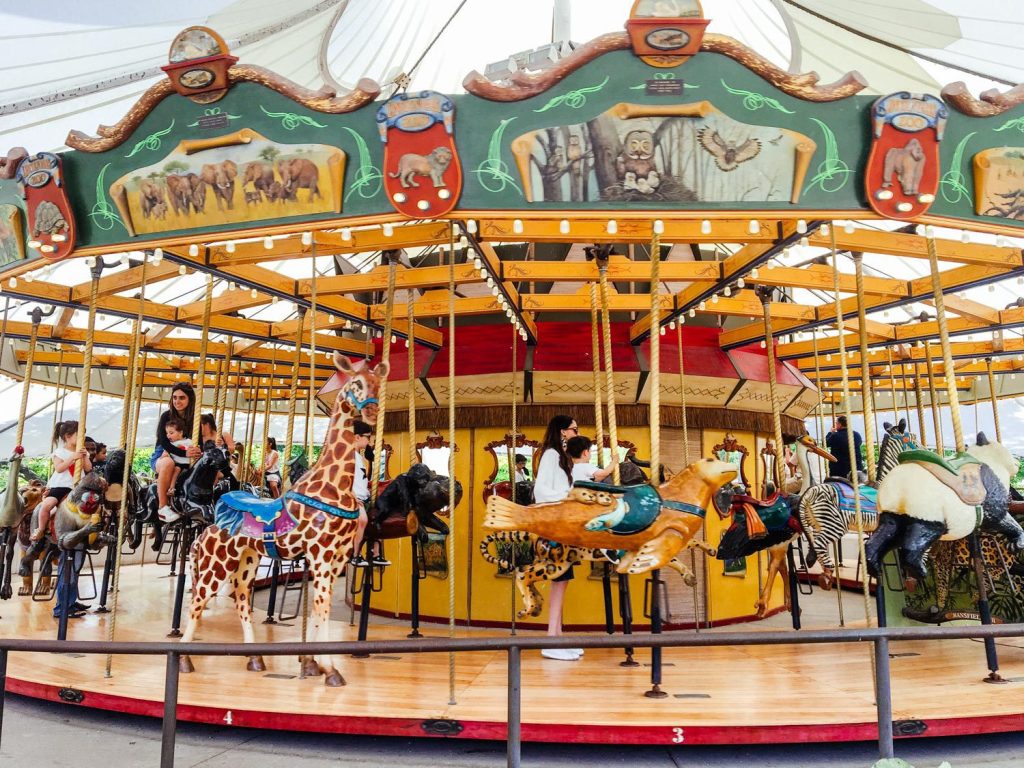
[882,137,925,196]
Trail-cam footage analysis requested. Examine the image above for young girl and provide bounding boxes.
[264,437,281,498]
[349,421,389,567]
[33,421,91,542]
[533,414,581,661]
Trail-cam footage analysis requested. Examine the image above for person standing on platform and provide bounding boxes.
[825,415,864,480]
[534,414,582,661]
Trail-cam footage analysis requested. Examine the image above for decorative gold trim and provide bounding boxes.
[66,69,380,153]
[941,81,1024,117]
[463,31,867,103]
[109,182,135,237]
[181,128,255,155]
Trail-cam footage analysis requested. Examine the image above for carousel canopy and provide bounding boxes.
[0,1,1023,454]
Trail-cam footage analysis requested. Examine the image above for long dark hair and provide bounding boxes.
[52,420,78,447]
[166,382,196,439]
[267,436,277,451]
[540,414,574,484]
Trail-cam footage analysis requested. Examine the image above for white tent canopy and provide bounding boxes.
[1,0,1020,152]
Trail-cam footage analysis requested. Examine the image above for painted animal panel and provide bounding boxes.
[974,147,1024,221]
[512,103,815,204]
[0,204,24,266]
[111,131,344,236]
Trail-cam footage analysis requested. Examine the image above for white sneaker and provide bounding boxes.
[541,648,579,661]
[158,505,181,523]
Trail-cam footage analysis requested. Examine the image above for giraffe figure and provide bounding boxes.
[179,353,388,686]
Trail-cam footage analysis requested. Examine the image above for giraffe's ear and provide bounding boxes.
[373,360,390,380]
[334,353,356,375]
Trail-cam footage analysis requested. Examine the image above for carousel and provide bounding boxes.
[1,0,1024,749]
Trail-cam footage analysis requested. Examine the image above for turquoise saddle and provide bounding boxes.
[572,481,668,536]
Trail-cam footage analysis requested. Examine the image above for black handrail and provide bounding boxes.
[1,622,1022,768]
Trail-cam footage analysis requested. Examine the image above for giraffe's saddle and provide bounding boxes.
[897,450,986,505]
[215,491,298,550]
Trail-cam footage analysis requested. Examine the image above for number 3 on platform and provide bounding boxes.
[671,727,684,743]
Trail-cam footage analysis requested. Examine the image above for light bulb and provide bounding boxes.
[264,237,274,249]
[271,296,278,304]
[711,294,719,304]
[301,231,313,246]
[797,219,807,234]
[736,278,745,288]
[152,248,163,264]
[250,288,258,298]
[512,219,523,234]
[559,219,570,234]
[606,220,617,234]
[668,321,676,331]
[228,282,236,292]
[653,219,664,234]
[996,235,1009,247]
[688,308,695,318]
[750,268,759,279]
[341,228,352,241]
[23,273,32,283]
[467,220,477,234]
[961,230,971,244]
[826,353,832,362]
[699,301,706,311]
[6,277,15,288]
[760,340,766,348]
[473,258,482,269]
[382,223,394,237]
[701,219,712,235]
[844,221,855,234]
[659,326,666,336]
[225,241,236,254]
[723,286,731,297]
[178,265,187,276]
[820,223,830,236]
[799,236,809,248]
[188,244,199,257]
[328,314,335,323]
[748,220,759,235]
[925,225,935,238]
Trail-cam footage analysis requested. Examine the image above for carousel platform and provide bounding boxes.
[2,561,1024,746]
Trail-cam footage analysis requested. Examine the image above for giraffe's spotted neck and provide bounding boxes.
[291,399,359,506]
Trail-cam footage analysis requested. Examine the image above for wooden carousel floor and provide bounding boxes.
[3,562,1024,745]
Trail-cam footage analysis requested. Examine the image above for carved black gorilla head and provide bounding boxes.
[371,463,462,540]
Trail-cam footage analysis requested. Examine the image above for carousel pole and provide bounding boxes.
[596,253,620,484]
[507,320,518,636]
[257,347,277,495]
[757,288,786,491]
[190,275,214,450]
[886,347,900,430]
[925,227,1000,682]
[986,357,1001,443]
[306,249,319,467]
[48,347,67,477]
[827,226,875,629]
[369,252,397,507]
[73,263,102,482]
[851,254,877,483]
[216,336,233,433]
[407,288,422,639]
[589,281,616,636]
[589,283,605,466]
[645,226,668,700]
[924,343,943,453]
[446,227,457,706]
[104,257,148,675]
[810,329,827,476]
[282,309,306,480]
[914,362,927,446]
[228,356,241,441]
[675,319,702,630]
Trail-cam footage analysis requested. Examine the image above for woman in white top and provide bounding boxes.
[533,414,582,661]
[264,436,281,498]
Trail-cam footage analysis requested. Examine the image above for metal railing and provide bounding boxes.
[1,623,1023,768]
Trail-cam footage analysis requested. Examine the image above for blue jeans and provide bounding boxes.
[54,550,85,617]
[150,444,164,473]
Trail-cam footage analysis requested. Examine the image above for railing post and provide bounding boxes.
[162,651,180,768]
[0,647,7,754]
[507,645,521,768]
[874,634,894,760]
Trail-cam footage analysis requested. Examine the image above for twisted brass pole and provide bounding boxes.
[283,308,306,484]
[190,275,214,453]
[649,229,661,484]
[925,229,965,453]
[407,287,417,465]
[589,282,604,467]
[914,362,927,446]
[924,342,943,453]
[597,260,620,484]
[446,227,457,706]
[759,290,785,490]
[851,254,876,482]
[74,270,101,482]
[986,357,1001,442]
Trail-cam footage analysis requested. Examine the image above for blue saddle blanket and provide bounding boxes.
[215,491,298,543]
[573,481,663,536]
[828,481,878,517]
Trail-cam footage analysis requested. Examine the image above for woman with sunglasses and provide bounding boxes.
[534,414,583,661]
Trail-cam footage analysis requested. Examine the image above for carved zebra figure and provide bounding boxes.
[800,419,916,589]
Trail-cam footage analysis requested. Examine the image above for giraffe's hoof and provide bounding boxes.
[300,656,320,677]
[179,655,195,674]
[817,573,833,591]
[324,670,346,687]
[246,655,266,672]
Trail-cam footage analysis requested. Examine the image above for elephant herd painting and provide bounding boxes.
[111,135,344,236]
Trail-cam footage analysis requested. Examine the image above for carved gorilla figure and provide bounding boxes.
[369,463,462,542]
[882,138,925,196]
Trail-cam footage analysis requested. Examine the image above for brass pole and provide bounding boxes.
[924,342,943,453]
[759,290,785,490]
[190,275,214,453]
[649,228,661,484]
[925,229,965,453]
[597,257,620,484]
[589,282,604,467]
[283,308,306,482]
[851,253,876,483]
[914,361,927,446]
[407,288,417,465]
[74,268,101,482]
[986,357,1001,442]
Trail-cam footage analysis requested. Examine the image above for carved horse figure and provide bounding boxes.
[484,457,737,576]
[799,420,915,589]
[715,434,836,617]
[143,442,232,549]
[179,354,388,686]
[867,432,1024,586]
